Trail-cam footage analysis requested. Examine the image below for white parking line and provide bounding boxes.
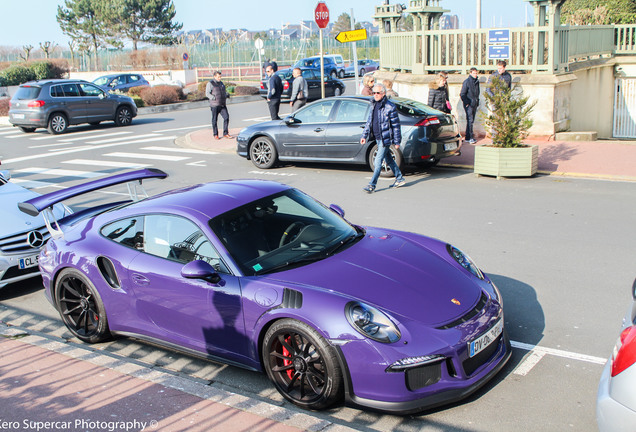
[86,133,162,144]
[104,152,189,161]
[154,125,209,133]
[30,130,106,140]
[63,159,152,168]
[141,146,215,154]
[510,340,606,376]
[10,178,58,189]
[57,131,132,142]
[12,167,103,178]
[0,129,22,136]
[243,116,271,122]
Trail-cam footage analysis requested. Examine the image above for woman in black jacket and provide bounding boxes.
[427,72,451,113]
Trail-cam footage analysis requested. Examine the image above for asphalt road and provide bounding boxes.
[1,100,634,431]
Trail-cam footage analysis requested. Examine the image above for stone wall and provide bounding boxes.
[375,57,631,139]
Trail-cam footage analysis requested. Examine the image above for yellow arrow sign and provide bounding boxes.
[335,28,368,44]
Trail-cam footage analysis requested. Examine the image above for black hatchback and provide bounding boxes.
[237,96,461,176]
[259,67,345,101]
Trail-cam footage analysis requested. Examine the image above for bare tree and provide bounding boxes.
[39,41,59,59]
[19,45,34,62]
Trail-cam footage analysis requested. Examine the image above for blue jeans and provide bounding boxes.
[370,144,404,187]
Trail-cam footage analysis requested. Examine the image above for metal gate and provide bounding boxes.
[613,78,636,138]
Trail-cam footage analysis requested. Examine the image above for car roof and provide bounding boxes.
[20,79,89,87]
[128,179,292,219]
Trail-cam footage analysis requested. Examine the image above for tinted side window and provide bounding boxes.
[101,218,144,250]
[294,100,336,123]
[15,86,41,100]
[129,75,140,83]
[301,70,315,80]
[50,85,64,98]
[334,101,370,122]
[61,84,80,97]
[79,83,103,97]
[144,215,228,272]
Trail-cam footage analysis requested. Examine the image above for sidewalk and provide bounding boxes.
[0,328,346,432]
[180,129,636,182]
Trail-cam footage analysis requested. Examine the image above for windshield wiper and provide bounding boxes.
[255,255,327,275]
[322,230,364,257]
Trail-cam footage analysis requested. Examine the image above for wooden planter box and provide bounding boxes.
[474,144,539,179]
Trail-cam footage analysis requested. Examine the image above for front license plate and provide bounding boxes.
[444,142,458,151]
[19,254,39,269]
[469,318,503,358]
[12,113,25,119]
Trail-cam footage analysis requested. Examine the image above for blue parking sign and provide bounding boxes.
[488,45,510,60]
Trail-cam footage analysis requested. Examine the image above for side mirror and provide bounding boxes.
[284,116,300,125]
[329,204,345,218]
[181,260,222,285]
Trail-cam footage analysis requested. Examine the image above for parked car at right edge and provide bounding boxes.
[9,79,137,134]
[597,278,636,432]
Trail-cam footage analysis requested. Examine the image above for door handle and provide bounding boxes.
[131,273,150,286]
[314,128,324,132]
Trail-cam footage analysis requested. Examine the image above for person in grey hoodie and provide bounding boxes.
[289,68,308,112]
[205,71,231,139]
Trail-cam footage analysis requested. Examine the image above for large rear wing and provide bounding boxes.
[18,168,168,238]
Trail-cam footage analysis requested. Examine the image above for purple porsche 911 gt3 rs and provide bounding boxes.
[19,169,510,413]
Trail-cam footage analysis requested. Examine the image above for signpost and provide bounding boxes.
[255,38,264,80]
[488,29,510,60]
[315,1,329,99]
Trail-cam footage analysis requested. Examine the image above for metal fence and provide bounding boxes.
[379,24,624,74]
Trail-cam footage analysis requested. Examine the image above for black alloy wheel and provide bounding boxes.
[263,319,343,410]
[55,269,111,343]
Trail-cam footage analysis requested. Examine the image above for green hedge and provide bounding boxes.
[0,60,69,86]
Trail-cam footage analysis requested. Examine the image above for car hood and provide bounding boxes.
[1,182,48,234]
[267,228,484,327]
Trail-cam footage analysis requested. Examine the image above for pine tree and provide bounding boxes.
[483,78,536,148]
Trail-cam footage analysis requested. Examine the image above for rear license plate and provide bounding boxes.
[19,254,39,269]
[444,142,458,151]
[12,113,25,119]
[469,318,503,358]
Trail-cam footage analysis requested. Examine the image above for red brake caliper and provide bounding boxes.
[283,336,293,379]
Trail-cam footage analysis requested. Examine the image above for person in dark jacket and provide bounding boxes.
[265,65,283,120]
[360,83,405,193]
[460,67,480,143]
[428,72,451,113]
[486,60,512,97]
[205,71,231,140]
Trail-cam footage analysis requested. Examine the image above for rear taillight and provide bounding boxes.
[611,325,636,377]
[283,80,289,90]
[28,100,45,108]
[260,82,265,89]
[415,117,440,127]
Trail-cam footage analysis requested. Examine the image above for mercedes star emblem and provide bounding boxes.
[26,230,45,248]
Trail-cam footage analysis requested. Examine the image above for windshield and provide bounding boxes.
[210,189,361,276]
[93,76,111,86]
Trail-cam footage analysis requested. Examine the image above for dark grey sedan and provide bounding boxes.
[237,96,461,176]
[259,67,345,101]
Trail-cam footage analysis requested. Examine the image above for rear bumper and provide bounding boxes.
[597,360,636,432]
[9,111,48,128]
[402,133,462,164]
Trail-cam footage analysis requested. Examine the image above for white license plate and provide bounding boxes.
[12,113,25,119]
[444,142,458,151]
[469,318,503,358]
[19,254,39,269]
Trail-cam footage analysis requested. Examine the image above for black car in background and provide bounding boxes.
[237,96,461,176]
[259,67,345,101]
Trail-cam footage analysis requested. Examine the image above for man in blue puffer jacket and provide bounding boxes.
[360,83,405,193]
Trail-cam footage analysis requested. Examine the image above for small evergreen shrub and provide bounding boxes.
[139,85,182,106]
[233,86,259,96]
[1,65,36,86]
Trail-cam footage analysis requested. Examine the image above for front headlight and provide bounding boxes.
[346,301,401,343]
[447,244,485,280]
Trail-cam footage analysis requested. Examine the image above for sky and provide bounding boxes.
[0,0,530,48]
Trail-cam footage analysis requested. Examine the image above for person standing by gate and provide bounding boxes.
[460,67,480,143]
[205,71,231,140]
[360,83,405,193]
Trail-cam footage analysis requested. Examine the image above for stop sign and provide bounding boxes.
[315,2,329,29]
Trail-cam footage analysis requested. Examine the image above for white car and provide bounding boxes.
[597,278,636,431]
[0,169,71,288]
